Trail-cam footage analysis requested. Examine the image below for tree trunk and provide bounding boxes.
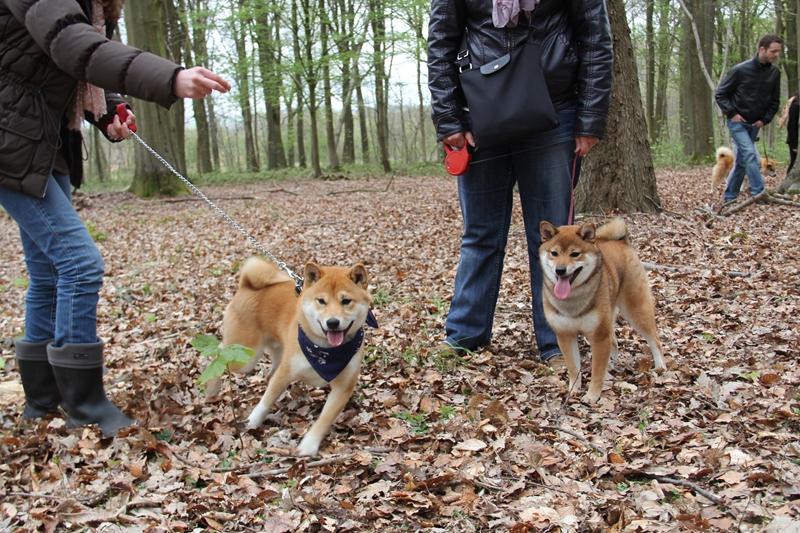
[654,0,674,141]
[575,0,660,214]
[232,1,259,173]
[254,7,287,170]
[180,0,213,175]
[645,0,655,142]
[680,0,714,163]
[124,0,188,197]
[92,127,108,182]
[370,0,391,172]
[355,60,370,163]
[320,0,340,169]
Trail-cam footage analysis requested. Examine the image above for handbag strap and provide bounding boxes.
[456,15,536,72]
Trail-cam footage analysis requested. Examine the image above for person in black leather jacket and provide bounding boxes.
[427,0,612,369]
[715,34,782,202]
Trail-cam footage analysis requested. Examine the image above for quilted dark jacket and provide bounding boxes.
[715,55,781,125]
[427,0,613,143]
[0,0,181,198]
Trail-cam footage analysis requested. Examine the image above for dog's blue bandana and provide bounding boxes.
[298,310,379,382]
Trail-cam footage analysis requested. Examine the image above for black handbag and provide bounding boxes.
[458,34,559,151]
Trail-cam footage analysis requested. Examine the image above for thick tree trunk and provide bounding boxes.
[575,0,660,214]
[124,0,188,197]
[680,0,714,163]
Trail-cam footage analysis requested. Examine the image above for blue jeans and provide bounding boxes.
[445,108,578,360]
[0,173,104,346]
[724,119,764,202]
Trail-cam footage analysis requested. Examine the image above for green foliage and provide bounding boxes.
[85,221,107,242]
[392,411,430,435]
[193,335,255,385]
[12,278,28,288]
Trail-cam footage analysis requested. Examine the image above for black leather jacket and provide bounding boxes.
[427,0,613,142]
[715,55,781,125]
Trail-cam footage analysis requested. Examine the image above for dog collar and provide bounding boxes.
[298,310,378,382]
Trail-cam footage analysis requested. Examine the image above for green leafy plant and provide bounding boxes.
[392,411,430,435]
[193,335,255,386]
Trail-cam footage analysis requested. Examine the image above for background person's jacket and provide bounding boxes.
[427,0,614,143]
[715,55,781,125]
[0,0,181,198]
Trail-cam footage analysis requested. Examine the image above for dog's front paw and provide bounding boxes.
[246,404,269,429]
[296,436,320,457]
[582,390,601,404]
[567,376,582,394]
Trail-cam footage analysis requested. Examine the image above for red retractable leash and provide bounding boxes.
[444,144,472,176]
[115,103,136,133]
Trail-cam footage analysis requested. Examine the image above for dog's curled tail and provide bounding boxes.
[595,217,628,242]
[238,257,287,290]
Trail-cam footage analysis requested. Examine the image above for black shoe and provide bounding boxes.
[15,339,62,419]
[47,342,136,436]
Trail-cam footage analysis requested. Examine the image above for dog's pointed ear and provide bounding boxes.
[304,262,323,286]
[350,264,369,289]
[540,221,558,242]
[579,222,596,243]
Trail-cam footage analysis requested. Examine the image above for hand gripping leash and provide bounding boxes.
[115,104,304,291]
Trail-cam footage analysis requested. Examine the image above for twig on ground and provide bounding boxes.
[328,172,395,195]
[649,475,722,504]
[540,425,605,455]
[641,261,750,278]
[162,192,297,203]
[247,447,394,478]
[717,190,768,217]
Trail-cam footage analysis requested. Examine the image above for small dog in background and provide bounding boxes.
[711,146,780,193]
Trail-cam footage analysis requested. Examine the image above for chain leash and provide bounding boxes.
[128,131,304,290]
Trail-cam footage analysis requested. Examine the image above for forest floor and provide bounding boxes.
[1,166,799,533]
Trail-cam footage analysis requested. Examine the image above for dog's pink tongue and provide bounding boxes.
[327,330,344,346]
[554,276,571,300]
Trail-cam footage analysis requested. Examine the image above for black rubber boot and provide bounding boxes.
[15,339,62,419]
[47,341,135,436]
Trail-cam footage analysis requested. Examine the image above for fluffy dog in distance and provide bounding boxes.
[205,257,376,456]
[711,146,779,192]
[539,218,665,403]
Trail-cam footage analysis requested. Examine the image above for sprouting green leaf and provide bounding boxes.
[191,335,221,356]
[197,358,228,384]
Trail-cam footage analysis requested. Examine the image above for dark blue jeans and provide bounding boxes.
[724,119,764,202]
[0,173,104,346]
[445,107,578,360]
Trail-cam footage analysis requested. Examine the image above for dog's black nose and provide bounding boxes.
[326,318,340,330]
[555,266,567,276]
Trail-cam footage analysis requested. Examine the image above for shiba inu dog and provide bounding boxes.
[205,257,376,456]
[711,146,779,192]
[538,218,665,403]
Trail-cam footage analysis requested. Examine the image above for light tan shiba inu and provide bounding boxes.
[539,218,665,403]
[205,257,375,456]
[711,146,779,192]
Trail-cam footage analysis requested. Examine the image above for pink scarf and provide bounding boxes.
[492,0,539,28]
[68,1,107,130]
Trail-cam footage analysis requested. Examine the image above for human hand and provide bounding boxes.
[174,66,231,98]
[574,136,598,157]
[731,114,745,123]
[753,120,764,128]
[443,131,475,150]
[106,109,135,140]
[793,148,797,153]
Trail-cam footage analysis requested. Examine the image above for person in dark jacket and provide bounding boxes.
[426,0,613,369]
[0,0,230,436]
[786,92,798,175]
[715,34,782,202]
